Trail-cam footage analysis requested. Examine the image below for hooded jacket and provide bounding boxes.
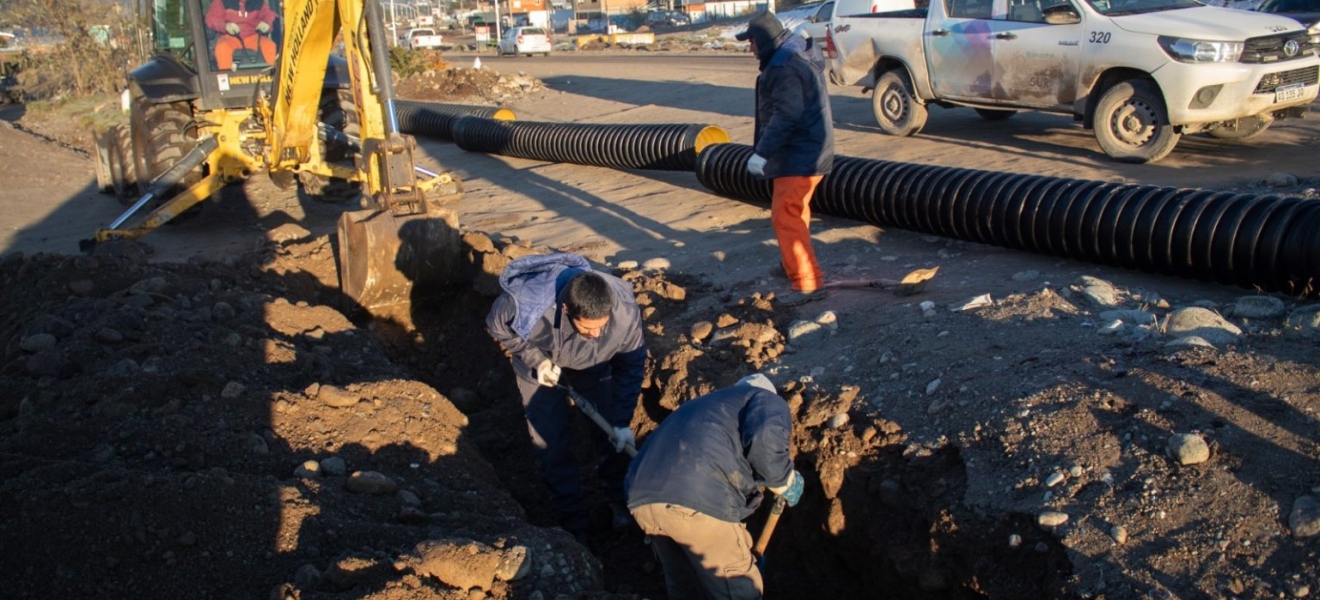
[749,15,835,179]
[485,253,646,427]
[625,383,794,523]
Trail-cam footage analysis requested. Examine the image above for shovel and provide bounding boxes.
[556,384,638,457]
[753,495,787,571]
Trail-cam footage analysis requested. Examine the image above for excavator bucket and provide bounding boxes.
[336,202,462,316]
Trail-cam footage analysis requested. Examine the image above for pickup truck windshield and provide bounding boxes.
[1083,0,1202,16]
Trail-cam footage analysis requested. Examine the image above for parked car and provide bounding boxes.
[645,10,691,27]
[405,28,445,50]
[826,0,1320,162]
[498,26,552,56]
[1253,0,1320,30]
[779,0,833,48]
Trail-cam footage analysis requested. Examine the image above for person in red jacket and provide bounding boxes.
[206,0,278,70]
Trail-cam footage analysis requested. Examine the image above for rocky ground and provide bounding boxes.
[3,28,1320,600]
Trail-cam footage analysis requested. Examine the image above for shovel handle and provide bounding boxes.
[753,495,787,558]
[558,384,638,457]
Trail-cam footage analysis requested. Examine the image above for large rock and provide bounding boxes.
[1167,433,1211,465]
[403,538,529,591]
[1165,307,1241,346]
[1286,305,1320,339]
[1290,496,1320,538]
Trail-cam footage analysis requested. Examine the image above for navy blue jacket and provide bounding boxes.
[625,384,794,523]
[485,253,646,427]
[752,32,835,179]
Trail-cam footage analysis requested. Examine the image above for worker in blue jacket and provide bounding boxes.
[486,252,646,540]
[625,374,804,600]
[738,10,836,307]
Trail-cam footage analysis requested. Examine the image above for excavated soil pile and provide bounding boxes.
[4,221,1320,600]
[0,243,609,600]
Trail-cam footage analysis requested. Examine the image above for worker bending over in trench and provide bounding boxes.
[625,373,804,600]
[486,252,645,541]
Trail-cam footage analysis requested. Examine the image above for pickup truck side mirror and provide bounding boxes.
[1042,5,1081,25]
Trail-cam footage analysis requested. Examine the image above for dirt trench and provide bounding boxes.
[0,224,1079,599]
[376,233,1078,599]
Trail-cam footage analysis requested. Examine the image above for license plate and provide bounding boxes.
[1275,82,1306,103]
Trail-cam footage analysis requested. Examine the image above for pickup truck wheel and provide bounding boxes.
[1094,80,1180,164]
[872,70,928,137]
[1206,114,1273,141]
[974,108,1017,121]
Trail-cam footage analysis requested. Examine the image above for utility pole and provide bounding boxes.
[389,0,398,46]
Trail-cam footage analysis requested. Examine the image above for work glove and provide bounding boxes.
[256,21,271,34]
[224,22,240,36]
[746,153,767,177]
[768,469,804,507]
[535,359,561,388]
[612,426,635,454]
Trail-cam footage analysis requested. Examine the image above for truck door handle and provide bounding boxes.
[929,29,949,37]
[995,32,1018,40]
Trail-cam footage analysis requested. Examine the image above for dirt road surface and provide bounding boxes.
[2,46,1318,600]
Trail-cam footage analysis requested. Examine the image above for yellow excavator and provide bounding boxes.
[90,0,461,314]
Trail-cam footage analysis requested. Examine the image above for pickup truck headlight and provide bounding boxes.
[1158,36,1244,63]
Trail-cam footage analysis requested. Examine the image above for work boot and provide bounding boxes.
[610,503,637,532]
[777,289,827,307]
[770,263,787,279]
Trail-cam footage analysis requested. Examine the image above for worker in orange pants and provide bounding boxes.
[738,11,835,307]
[772,174,826,298]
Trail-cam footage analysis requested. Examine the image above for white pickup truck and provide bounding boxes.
[825,0,1320,162]
[405,28,445,51]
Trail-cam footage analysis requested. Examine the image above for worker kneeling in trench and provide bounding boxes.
[625,373,804,600]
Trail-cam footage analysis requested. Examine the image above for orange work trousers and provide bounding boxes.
[214,34,276,70]
[772,174,825,292]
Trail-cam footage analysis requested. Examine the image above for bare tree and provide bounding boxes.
[0,0,145,99]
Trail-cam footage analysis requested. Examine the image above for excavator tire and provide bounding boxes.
[93,124,139,204]
[109,125,140,204]
[299,88,362,204]
[130,96,204,220]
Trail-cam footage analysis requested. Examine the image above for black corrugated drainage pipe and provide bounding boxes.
[450,116,730,172]
[395,100,516,141]
[695,143,1319,297]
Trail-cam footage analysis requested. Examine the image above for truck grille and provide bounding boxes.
[1254,66,1320,93]
[1240,32,1317,64]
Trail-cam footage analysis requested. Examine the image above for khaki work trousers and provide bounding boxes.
[772,175,825,292]
[631,503,764,600]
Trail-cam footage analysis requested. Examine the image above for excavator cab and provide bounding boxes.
[91,0,464,317]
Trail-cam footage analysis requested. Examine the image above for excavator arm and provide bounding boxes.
[272,0,463,317]
[270,0,430,210]
[90,0,462,316]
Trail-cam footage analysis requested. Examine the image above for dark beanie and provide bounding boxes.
[734,11,784,49]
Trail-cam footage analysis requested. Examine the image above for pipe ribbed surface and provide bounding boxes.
[395,100,516,142]
[451,116,730,171]
[695,143,1320,296]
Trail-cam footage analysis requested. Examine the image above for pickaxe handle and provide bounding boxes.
[557,384,637,457]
